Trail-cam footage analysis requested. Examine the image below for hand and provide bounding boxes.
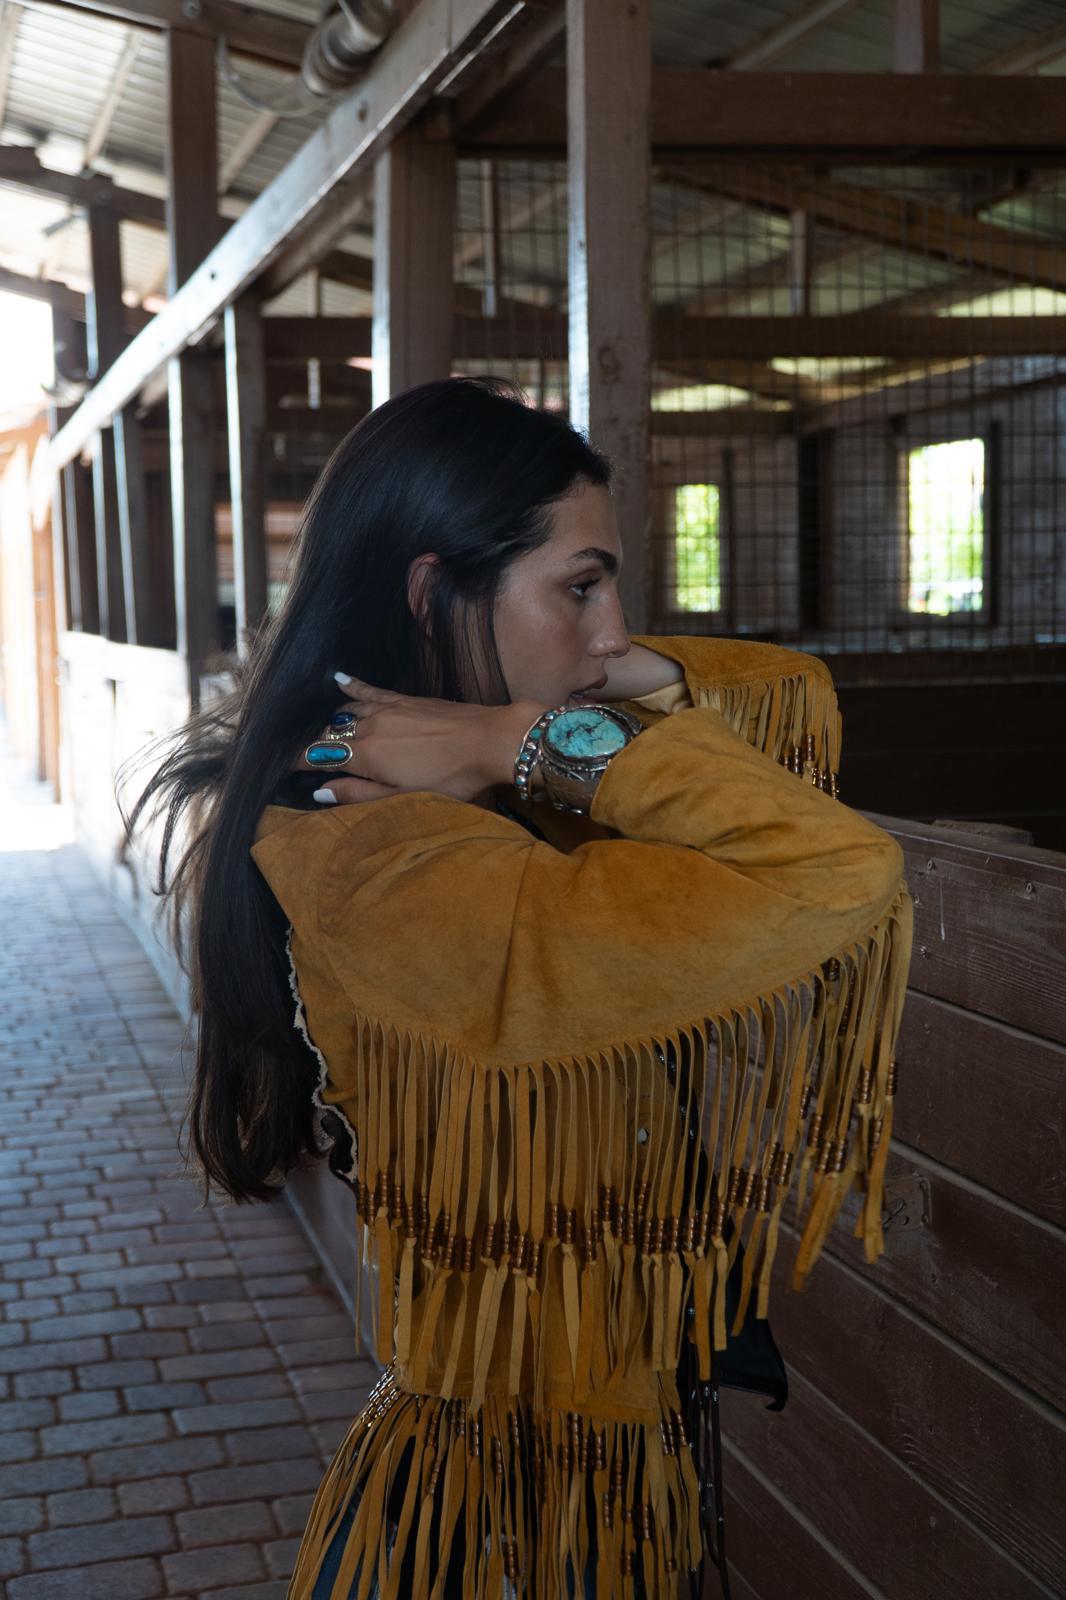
[297,676,549,807]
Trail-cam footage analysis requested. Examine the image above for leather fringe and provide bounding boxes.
[289,1367,704,1599]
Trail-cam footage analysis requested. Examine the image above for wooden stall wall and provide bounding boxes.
[720,817,1066,1600]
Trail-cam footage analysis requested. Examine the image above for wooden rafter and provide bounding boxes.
[725,0,859,70]
[663,164,1066,295]
[82,29,141,170]
[978,19,1066,75]
[218,107,277,196]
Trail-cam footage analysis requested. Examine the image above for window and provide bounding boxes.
[905,439,986,617]
[673,482,722,612]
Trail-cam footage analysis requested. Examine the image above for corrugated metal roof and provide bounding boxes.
[1,0,1066,325]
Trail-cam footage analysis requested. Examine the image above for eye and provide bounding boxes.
[569,578,600,600]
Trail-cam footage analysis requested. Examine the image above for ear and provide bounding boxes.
[406,552,440,637]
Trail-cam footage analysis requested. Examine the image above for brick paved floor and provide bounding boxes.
[0,740,377,1598]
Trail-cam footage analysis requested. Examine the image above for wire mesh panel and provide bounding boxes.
[649,160,1066,683]
[452,158,569,410]
[454,154,1066,684]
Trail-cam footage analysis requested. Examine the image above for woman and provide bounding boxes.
[125,377,912,1599]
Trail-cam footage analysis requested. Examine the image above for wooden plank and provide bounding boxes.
[722,1367,1053,1600]
[662,315,1066,359]
[894,993,1066,1230]
[224,293,268,654]
[47,0,522,473]
[462,67,1066,157]
[567,0,651,632]
[721,1448,873,1600]
[868,814,1066,1041]
[894,0,939,73]
[371,120,456,405]
[820,1143,1066,1413]
[767,1236,1066,1593]
[15,0,311,70]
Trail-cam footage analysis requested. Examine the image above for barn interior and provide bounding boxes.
[0,3,1063,1598]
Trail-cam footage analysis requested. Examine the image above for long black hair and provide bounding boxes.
[121,376,612,1202]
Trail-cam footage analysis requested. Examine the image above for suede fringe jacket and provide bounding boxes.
[251,634,914,1600]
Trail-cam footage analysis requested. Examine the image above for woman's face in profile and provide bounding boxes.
[493,481,631,708]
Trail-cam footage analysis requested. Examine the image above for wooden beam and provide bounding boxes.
[0,145,166,225]
[567,0,651,632]
[0,1,23,128]
[451,0,564,129]
[223,293,268,653]
[15,0,311,71]
[83,29,141,169]
[670,164,1066,294]
[62,458,97,632]
[167,27,220,679]
[726,0,859,69]
[658,315,1066,359]
[651,409,792,438]
[114,404,151,643]
[0,263,85,316]
[893,0,939,74]
[49,0,522,472]
[799,353,1066,432]
[372,120,456,405]
[87,203,127,640]
[458,67,1066,158]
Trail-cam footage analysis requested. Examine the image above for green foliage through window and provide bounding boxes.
[906,440,985,616]
[674,483,721,612]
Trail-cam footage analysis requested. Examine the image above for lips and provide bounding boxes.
[570,676,609,698]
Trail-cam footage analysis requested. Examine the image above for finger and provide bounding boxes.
[333,671,395,699]
[312,775,401,806]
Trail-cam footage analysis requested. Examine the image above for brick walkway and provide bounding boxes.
[0,741,377,1598]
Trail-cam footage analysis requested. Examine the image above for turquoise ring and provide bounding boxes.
[305,739,353,770]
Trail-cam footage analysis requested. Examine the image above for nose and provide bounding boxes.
[592,594,630,660]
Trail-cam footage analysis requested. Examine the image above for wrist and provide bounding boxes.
[488,701,553,793]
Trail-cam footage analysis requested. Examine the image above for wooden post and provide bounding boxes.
[567,0,652,632]
[87,201,127,641]
[166,26,221,687]
[789,209,814,316]
[224,292,269,655]
[894,0,939,72]
[372,120,456,408]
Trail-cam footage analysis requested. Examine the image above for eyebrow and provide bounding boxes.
[564,546,620,576]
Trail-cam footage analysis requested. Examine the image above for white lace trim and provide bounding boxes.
[285,923,359,1185]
